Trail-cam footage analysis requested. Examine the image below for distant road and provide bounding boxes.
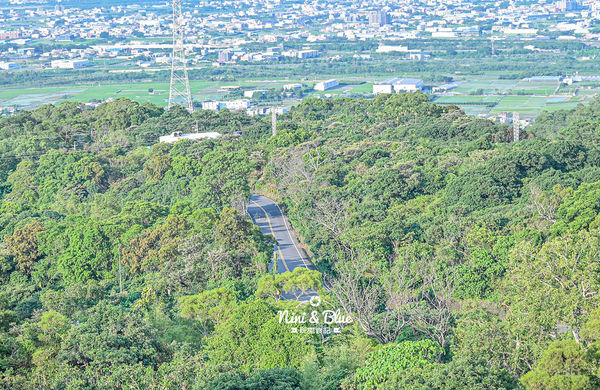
[247,194,316,274]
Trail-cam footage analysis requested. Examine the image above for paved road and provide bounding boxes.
[247,194,316,274]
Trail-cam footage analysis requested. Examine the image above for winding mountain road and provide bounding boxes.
[247,194,316,274]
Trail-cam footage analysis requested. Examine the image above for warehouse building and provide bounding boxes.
[372,78,424,94]
[314,79,339,91]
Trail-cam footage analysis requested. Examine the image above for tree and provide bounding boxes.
[344,340,442,389]
[206,300,313,371]
[4,221,45,274]
[529,184,565,224]
[214,207,253,250]
[329,252,409,344]
[208,368,303,390]
[5,159,37,204]
[408,261,455,351]
[256,268,323,300]
[521,340,597,390]
[193,149,251,210]
[506,231,600,343]
[330,248,455,349]
[143,154,172,181]
[519,307,600,389]
[123,214,189,274]
[57,301,166,369]
[178,287,237,335]
[553,181,600,234]
[452,303,524,376]
[56,219,113,284]
[388,357,519,390]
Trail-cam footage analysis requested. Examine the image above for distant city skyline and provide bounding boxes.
[1,0,600,118]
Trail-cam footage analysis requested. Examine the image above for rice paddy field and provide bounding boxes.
[432,95,501,105]
[0,80,283,110]
[432,76,599,118]
[1,74,599,119]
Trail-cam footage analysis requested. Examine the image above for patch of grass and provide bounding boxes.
[349,83,373,93]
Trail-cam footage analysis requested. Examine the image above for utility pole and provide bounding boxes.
[513,112,520,142]
[118,243,123,294]
[168,0,193,113]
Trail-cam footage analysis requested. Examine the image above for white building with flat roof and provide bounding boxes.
[282,49,320,59]
[202,101,220,111]
[314,79,339,91]
[201,99,251,111]
[376,45,409,53]
[373,78,424,94]
[297,49,319,59]
[223,99,251,110]
[50,59,89,69]
[0,62,19,70]
[159,131,221,144]
[283,83,303,90]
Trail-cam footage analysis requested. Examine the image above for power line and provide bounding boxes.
[0,139,162,161]
[0,151,65,160]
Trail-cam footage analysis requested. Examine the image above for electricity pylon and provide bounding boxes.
[168,0,193,113]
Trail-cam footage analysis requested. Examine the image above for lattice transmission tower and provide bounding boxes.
[168,0,193,113]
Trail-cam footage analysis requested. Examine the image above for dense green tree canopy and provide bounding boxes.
[2,94,600,388]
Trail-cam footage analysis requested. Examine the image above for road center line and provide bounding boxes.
[249,199,290,272]
[272,202,310,269]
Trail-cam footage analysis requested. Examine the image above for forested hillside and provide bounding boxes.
[2,95,600,389]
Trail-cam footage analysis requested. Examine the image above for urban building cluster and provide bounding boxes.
[1,0,600,70]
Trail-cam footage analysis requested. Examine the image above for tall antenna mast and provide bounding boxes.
[168,0,193,113]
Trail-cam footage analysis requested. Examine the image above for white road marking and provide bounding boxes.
[249,199,290,272]
[271,201,311,269]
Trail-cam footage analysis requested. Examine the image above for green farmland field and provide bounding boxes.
[433,95,501,105]
[1,74,599,119]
